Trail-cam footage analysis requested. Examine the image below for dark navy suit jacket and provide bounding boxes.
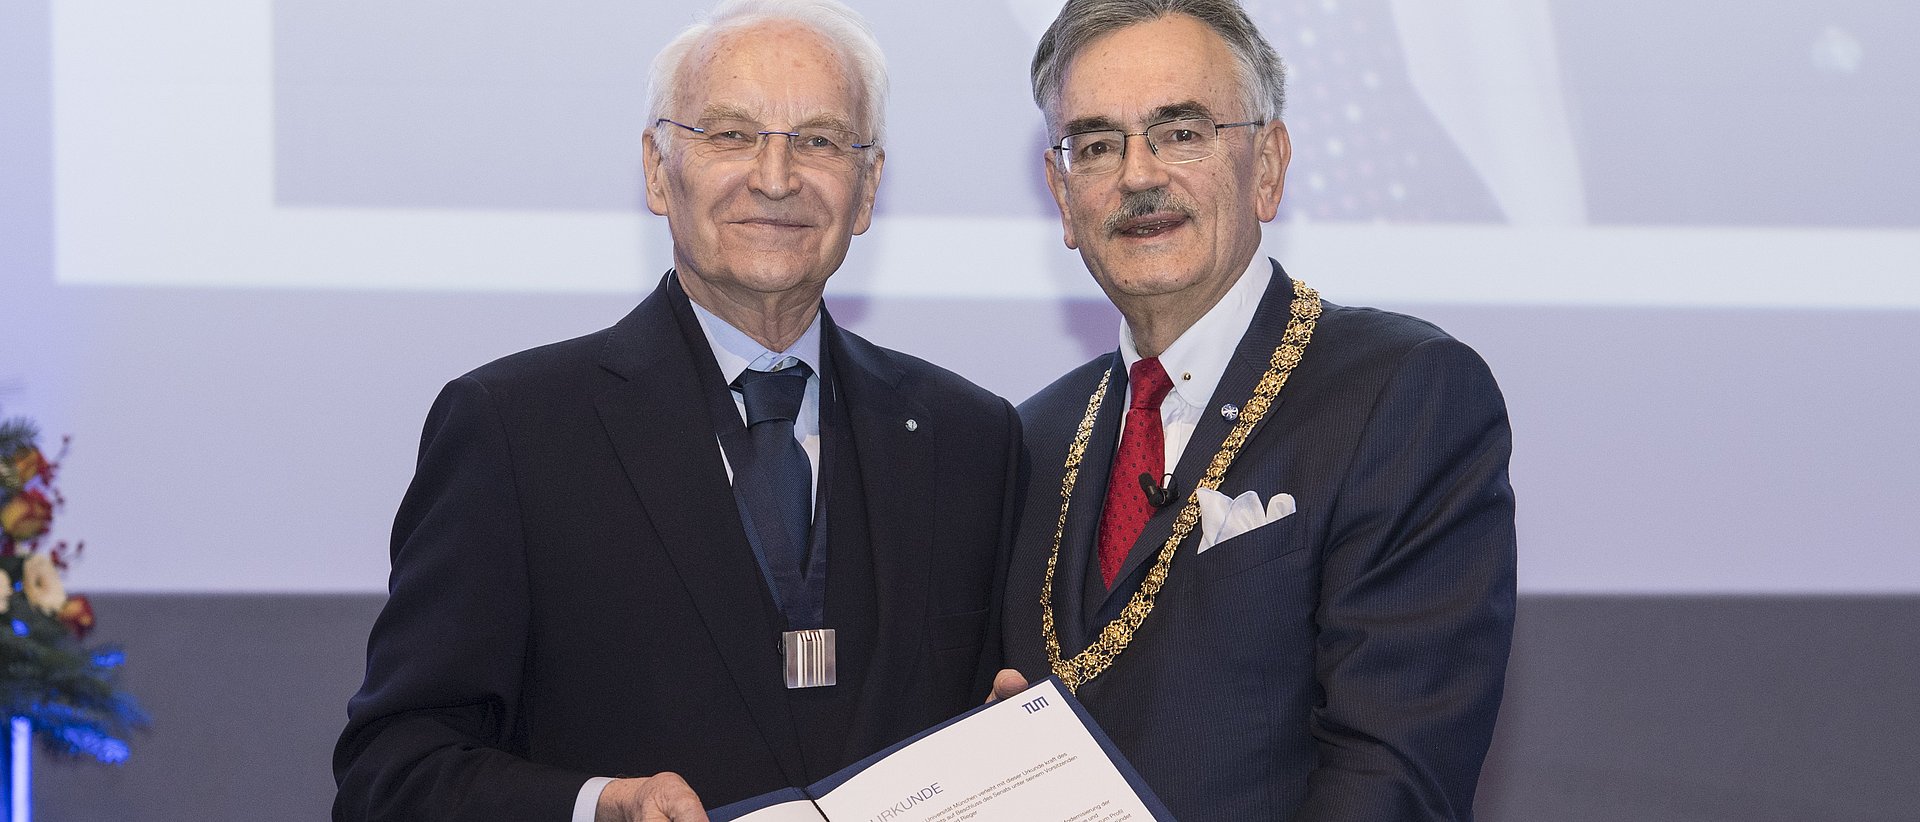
[1005,263,1516,821]
[336,274,1019,820]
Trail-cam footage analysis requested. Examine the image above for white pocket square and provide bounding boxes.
[1194,488,1297,554]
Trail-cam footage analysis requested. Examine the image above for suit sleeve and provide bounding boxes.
[972,397,1025,692]
[1294,336,1517,821]
[334,376,592,821]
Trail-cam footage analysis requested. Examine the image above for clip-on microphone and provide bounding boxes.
[1138,472,1177,508]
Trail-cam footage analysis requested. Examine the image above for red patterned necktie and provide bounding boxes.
[1097,357,1175,588]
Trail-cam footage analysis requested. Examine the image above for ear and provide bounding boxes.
[1253,121,1291,223]
[642,130,671,217]
[852,149,885,236]
[1044,149,1080,250]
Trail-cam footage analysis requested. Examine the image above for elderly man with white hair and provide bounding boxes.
[333,2,1020,820]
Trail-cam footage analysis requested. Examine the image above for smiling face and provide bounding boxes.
[643,21,883,305]
[1044,14,1289,322]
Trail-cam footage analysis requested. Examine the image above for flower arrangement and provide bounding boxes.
[0,414,144,763]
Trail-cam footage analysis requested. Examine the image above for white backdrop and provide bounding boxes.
[6,0,1918,593]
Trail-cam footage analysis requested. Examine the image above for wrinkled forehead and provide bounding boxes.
[678,20,865,128]
[1052,15,1247,131]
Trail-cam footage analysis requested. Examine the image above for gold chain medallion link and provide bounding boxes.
[1042,278,1321,693]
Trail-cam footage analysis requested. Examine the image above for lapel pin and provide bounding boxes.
[904,419,919,432]
[1220,403,1240,421]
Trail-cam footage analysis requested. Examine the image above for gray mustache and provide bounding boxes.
[1104,188,1195,234]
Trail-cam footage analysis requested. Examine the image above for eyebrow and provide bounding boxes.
[1060,115,1122,136]
[1148,100,1216,122]
[699,104,858,132]
[699,103,759,123]
[1059,100,1220,136]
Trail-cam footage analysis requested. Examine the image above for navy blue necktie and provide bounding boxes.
[731,362,814,577]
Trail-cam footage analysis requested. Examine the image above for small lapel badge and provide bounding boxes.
[904,419,919,432]
[1220,403,1240,421]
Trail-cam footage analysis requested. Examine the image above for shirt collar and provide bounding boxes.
[1119,257,1273,410]
[688,296,824,383]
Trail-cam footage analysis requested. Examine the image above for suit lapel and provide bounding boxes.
[1098,264,1302,614]
[824,317,936,734]
[592,275,806,788]
[1066,353,1129,645]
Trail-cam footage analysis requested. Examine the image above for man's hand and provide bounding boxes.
[985,668,1029,703]
[595,773,708,822]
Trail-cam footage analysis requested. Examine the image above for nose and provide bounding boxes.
[1117,132,1169,193]
[747,133,800,200]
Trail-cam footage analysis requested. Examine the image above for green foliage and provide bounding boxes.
[0,589,146,762]
[0,416,36,497]
[0,417,37,457]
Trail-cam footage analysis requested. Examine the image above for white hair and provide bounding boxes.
[646,0,889,153]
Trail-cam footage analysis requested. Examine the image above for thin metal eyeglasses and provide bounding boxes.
[1052,117,1263,175]
[656,118,876,161]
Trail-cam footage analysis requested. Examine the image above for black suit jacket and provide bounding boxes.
[1005,263,1516,821]
[336,274,1020,820]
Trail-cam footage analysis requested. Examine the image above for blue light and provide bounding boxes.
[8,621,23,638]
[11,716,30,822]
[54,727,129,765]
[91,651,125,669]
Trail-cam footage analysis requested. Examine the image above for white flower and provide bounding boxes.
[22,553,65,615]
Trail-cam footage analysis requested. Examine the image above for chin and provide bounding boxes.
[1091,260,1210,299]
[730,260,832,294]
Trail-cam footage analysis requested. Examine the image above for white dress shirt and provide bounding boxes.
[1116,257,1273,474]
[572,298,826,820]
[690,298,824,504]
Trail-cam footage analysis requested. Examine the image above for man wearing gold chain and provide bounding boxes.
[996,1,1517,819]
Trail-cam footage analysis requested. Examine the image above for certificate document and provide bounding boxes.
[709,678,1172,822]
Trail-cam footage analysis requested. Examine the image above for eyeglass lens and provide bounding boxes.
[684,118,865,157]
[1059,118,1234,174]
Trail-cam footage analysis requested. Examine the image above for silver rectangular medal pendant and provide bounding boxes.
[782,628,837,688]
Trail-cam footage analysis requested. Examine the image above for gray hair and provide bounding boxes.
[646,0,889,152]
[1030,0,1286,129]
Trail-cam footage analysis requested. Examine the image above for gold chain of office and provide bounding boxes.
[1042,277,1321,694]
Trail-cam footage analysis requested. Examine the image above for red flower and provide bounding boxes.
[58,594,96,640]
[1,489,53,541]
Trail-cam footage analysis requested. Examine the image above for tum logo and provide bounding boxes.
[1021,695,1049,714]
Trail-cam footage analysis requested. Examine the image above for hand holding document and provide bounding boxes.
[710,678,1171,822]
